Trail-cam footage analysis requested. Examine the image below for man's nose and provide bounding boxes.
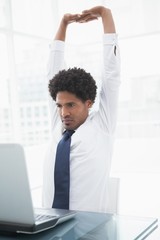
[61,106,70,117]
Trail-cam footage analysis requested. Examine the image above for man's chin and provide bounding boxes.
[63,124,73,130]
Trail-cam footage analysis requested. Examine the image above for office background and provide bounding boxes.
[0,0,160,218]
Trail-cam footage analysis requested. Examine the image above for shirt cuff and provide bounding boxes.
[103,33,118,45]
[49,40,65,51]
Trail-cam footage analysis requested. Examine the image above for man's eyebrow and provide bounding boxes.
[66,102,75,104]
[56,102,76,106]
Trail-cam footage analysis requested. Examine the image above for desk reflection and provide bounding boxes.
[0,211,157,240]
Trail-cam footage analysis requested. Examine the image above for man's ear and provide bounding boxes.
[86,100,93,108]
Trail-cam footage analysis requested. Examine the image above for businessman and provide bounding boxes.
[42,6,121,213]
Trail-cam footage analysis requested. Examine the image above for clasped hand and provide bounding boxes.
[63,6,106,25]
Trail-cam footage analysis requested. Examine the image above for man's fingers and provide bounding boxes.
[79,18,98,23]
[64,13,82,24]
[77,15,98,23]
[82,10,87,13]
[85,16,98,22]
[76,13,92,22]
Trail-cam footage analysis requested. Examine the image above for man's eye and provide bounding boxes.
[56,104,61,108]
[68,103,75,107]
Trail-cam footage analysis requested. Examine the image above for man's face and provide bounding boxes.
[56,91,92,130]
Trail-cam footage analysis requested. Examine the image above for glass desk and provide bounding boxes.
[0,211,158,240]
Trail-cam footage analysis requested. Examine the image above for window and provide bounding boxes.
[0,0,55,206]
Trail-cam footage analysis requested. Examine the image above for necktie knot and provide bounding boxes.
[63,130,75,140]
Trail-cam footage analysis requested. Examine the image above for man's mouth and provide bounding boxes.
[62,119,73,125]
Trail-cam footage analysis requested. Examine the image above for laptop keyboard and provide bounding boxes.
[35,214,58,222]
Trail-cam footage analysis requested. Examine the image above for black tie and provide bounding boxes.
[52,130,75,209]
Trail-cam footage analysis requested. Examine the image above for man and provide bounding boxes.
[43,6,121,213]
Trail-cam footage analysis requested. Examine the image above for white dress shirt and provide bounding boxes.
[42,34,121,213]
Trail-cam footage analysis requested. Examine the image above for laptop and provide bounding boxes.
[0,143,76,234]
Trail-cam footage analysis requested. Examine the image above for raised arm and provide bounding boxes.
[48,14,80,129]
[48,13,80,78]
[78,6,120,134]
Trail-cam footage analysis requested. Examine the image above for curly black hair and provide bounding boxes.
[48,67,97,102]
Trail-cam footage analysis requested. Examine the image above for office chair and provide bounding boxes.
[107,177,120,214]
